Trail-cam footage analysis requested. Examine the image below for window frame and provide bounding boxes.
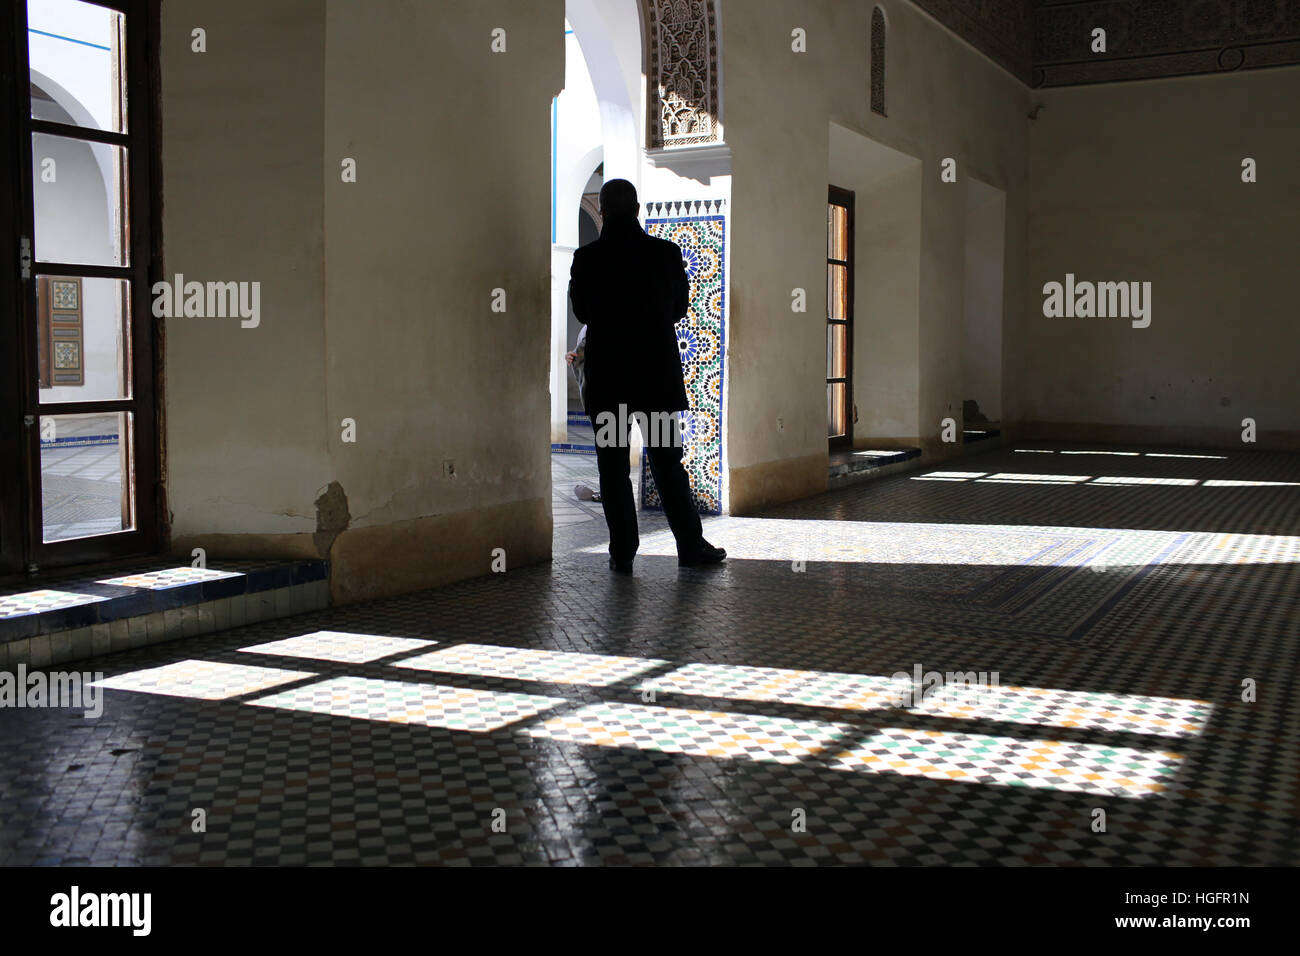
[2,0,162,574]
[827,185,855,450]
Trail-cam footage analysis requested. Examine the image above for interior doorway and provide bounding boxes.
[549,4,642,535]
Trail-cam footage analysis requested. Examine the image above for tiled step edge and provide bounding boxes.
[827,448,924,488]
[0,560,327,640]
[0,576,329,671]
[829,447,921,477]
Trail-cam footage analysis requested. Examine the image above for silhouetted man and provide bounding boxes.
[568,179,726,573]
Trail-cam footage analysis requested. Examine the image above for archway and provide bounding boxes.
[551,0,730,533]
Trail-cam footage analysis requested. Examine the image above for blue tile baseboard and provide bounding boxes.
[826,447,925,492]
[829,447,922,478]
[0,559,330,670]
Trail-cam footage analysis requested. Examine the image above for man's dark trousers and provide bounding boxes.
[589,406,701,565]
[569,214,702,564]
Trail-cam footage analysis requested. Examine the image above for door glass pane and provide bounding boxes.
[827,263,848,319]
[32,133,128,266]
[828,383,846,438]
[827,203,847,259]
[28,0,127,134]
[827,323,847,379]
[35,275,131,401]
[41,411,134,542]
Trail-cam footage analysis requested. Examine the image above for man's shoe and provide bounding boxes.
[678,540,726,567]
[609,556,634,574]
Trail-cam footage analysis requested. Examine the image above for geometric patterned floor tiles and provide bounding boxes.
[527,701,853,764]
[97,567,244,589]
[828,727,1184,799]
[91,659,317,701]
[396,644,665,687]
[239,631,436,664]
[0,588,110,619]
[2,441,1298,865]
[250,677,565,733]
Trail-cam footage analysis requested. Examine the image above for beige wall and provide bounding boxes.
[1021,65,1300,448]
[162,0,562,601]
[829,0,1030,456]
[161,0,329,546]
[723,0,1031,512]
[963,178,1006,422]
[322,0,560,602]
[723,0,832,511]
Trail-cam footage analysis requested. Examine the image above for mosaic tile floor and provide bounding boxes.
[40,414,124,541]
[1,441,1298,865]
[0,588,111,619]
[551,451,608,529]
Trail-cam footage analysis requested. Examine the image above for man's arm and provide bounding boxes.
[569,249,595,328]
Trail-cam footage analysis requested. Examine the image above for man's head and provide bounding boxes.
[599,178,639,223]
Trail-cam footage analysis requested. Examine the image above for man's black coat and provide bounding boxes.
[568,217,691,414]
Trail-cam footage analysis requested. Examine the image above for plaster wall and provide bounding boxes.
[963,178,1006,423]
[723,0,1031,511]
[1023,66,1300,447]
[163,0,564,602]
[160,0,329,547]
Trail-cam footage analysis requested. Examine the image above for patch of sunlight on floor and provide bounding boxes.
[829,727,1182,798]
[249,676,566,732]
[239,630,437,664]
[92,660,315,700]
[396,643,667,687]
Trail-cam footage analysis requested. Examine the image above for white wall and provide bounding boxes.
[721,0,1030,510]
[722,0,831,509]
[27,0,118,131]
[1022,65,1300,446]
[551,20,605,439]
